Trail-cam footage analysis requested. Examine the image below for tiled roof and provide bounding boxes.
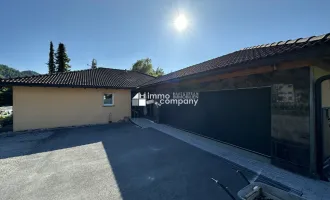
[0,68,155,89]
[143,33,330,87]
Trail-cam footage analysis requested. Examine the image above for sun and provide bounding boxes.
[174,14,188,32]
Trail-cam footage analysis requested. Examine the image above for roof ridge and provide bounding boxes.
[241,32,330,50]
[0,67,134,80]
[0,67,155,88]
[0,68,94,80]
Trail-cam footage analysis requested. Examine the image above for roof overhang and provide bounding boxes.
[141,44,330,89]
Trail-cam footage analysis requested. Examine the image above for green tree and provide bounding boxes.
[91,58,97,69]
[131,58,164,77]
[131,58,153,74]
[47,41,56,74]
[153,67,164,77]
[55,43,71,72]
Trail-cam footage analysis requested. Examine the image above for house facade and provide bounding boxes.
[13,87,131,131]
[0,68,154,131]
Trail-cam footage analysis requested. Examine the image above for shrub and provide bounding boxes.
[0,115,13,127]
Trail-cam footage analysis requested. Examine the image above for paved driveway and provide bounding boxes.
[0,123,255,200]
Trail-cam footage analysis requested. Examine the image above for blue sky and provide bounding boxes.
[0,0,330,74]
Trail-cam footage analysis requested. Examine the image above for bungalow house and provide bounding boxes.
[0,68,154,131]
[1,32,330,179]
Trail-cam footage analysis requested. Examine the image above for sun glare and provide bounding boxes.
[174,14,188,32]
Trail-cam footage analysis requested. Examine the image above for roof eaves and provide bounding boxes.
[141,44,329,88]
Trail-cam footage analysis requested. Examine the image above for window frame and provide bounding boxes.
[103,93,114,106]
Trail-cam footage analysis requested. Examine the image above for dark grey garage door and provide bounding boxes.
[159,87,271,156]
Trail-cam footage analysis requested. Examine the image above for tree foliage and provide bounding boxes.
[91,59,97,69]
[153,67,165,77]
[55,43,71,72]
[0,64,38,78]
[0,65,21,79]
[47,41,56,74]
[131,58,164,77]
[0,64,38,106]
[20,70,40,77]
[131,58,153,74]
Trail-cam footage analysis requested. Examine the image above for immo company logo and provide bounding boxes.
[132,92,147,106]
[132,92,199,107]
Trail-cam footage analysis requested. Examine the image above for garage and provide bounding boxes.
[140,34,320,176]
[159,87,271,156]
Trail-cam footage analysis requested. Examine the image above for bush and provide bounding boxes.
[0,115,13,127]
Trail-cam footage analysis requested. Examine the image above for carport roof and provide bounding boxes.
[0,68,155,89]
[141,32,330,87]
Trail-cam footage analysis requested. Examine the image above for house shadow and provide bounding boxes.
[0,122,295,200]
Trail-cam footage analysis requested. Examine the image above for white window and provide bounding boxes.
[103,94,114,106]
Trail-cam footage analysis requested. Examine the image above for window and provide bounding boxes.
[103,94,114,106]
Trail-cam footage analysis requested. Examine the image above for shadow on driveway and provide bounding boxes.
[0,122,256,200]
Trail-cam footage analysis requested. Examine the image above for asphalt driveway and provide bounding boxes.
[0,122,256,200]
